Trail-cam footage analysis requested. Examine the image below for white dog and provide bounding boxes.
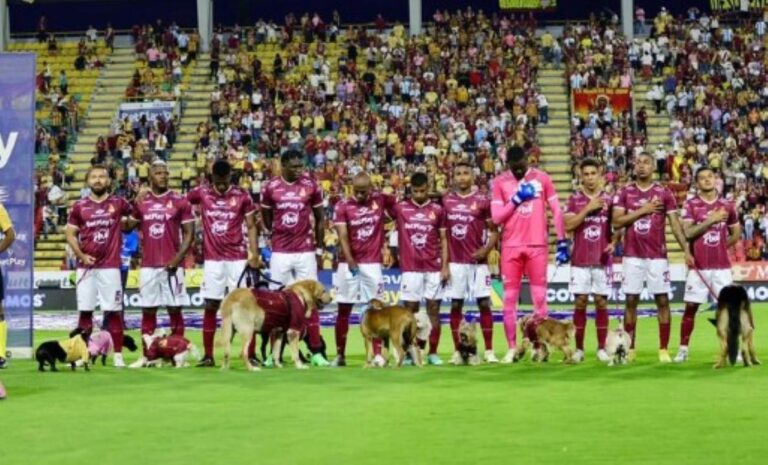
[604,324,632,366]
[141,333,199,368]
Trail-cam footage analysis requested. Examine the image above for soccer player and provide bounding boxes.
[490,146,567,363]
[332,172,394,367]
[389,171,449,365]
[127,161,195,368]
[675,167,741,362]
[564,159,616,363]
[612,152,690,362]
[0,202,16,369]
[66,165,132,367]
[444,162,499,364]
[260,150,329,366]
[189,160,261,367]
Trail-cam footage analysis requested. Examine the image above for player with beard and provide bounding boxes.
[443,162,499,364]
[189,160,261,367]
[127,161,195,368]
[490,146,567,363]
[612,152,691,362]
[564,159,617,363]
[260,150,329,366]
[66,165,133,367]
[389,172,450,365]
[675,167,741,362]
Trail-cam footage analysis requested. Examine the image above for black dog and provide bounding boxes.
[36,328,91,372]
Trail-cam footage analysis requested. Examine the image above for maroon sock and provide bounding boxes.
[306,309,322,351]
[573,309,587,351]
[449,307,463,350]
[595,309,608,350]
[335,303,353,357]
[373,339,382,356]
[479,309,494,350]
[428,316,441,355]
[168,309,184,336]
[106,312,124,352]
[680,303,698,347]
[202,304,219,359]
[78,311,94,332]
[140,310,157,356]
[624,320,636,349]
[659,321,671,350]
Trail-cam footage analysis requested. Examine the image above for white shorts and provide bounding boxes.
[139,267,191,308]
[569,266,611,296]
[200,260,247,300]
[269,252,317,289]
[622,257,671,295]
[334,263,384,304]
[400,271,443,302]
[684,269,733,304]
[446,263,491,300]
[76,268,123,312]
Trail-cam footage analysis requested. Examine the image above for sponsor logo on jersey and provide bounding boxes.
[94,229,109,244]
[149,223,166,239]
[452,223,468,240]
[282,212,299,227]
[703,230,721,247]
[634,217,651,235]
[584,224,601,242]
[411,232,428,249]
[212,221,228,236]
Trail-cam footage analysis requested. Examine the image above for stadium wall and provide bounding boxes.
[8,0,711,34]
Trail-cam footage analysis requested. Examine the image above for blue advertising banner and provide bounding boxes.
[0,54,36,358]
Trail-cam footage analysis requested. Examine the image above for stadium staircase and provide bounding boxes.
[633,81,683,262]
[170,52,213,179]
[536,67,572,256]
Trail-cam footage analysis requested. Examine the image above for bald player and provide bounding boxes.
[332,173,395,366]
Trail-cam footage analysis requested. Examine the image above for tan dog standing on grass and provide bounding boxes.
[518,316,576,363]
[361,299,423,368]
[455,321,480,365]
[219,280,332,371]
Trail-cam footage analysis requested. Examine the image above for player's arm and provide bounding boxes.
[335,222,357,270]
[490,180,517,225]
[245,212,262,268]
[65,225,94,266]
[439,227,450,283]
[611,201,658,228]
[543,178,566,240]
[168,221,194,270]
[728,222,742,248]
[313,205,325,255]
[668,211,691,259]
[564,195,604,232]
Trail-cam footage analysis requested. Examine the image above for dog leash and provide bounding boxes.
[236,265,284,290]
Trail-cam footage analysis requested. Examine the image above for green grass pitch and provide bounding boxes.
[1,307,767,465]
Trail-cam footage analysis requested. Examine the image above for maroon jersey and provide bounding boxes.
[132,191,194,268]
[566,190,613,267]
[261,175,323,253]
[187,185,256,261]
[333,192,395,264]
[67,196,132,269]
[443,191,491,264]
[613,183,677,259]
[146,335,191,361]
[252,288,307,334]
[390,199,446,272]
[681,196,738,270]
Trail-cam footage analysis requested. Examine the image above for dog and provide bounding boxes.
[220,279,332,371]
[142,333,199,368]
[36,327,91,372]
[711,285,760,369]
[455,321,480,366]
[360,299,423,368]
[604,324,632,366]
[87,331,138,366]
[518,316,575,363]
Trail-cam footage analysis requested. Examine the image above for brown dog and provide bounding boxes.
[220,280,332,371]
[361,299,423,368]
[712,285,760,369]
[518,316,576,363]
